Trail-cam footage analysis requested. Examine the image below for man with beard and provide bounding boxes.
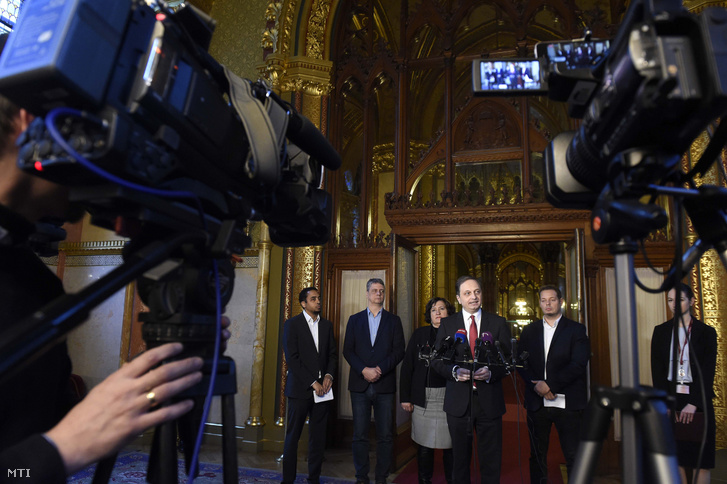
[517,285,590,483]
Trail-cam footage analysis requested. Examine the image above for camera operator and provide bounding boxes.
[0,92,215,482]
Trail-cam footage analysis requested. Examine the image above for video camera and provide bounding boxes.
[0,0,340,248]
[472,0,727,212]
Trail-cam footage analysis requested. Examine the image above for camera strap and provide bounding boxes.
[223,66,283,186]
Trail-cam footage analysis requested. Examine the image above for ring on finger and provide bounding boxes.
[146,391,158,407]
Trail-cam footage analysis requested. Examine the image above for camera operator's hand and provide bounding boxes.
[44,342,203,476]
[220,315,231,353]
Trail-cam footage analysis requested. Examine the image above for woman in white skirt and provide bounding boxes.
[400,297,455,484]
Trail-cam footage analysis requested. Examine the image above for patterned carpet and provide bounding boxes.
[68,452,356,484]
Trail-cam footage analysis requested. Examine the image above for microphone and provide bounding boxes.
[473,337,483,361]
[494,340,509,372]
[418,343,432,362]
[478,332,493,364]
[455,328,471,360]
[432,336,453,357]
[511,337,518,367]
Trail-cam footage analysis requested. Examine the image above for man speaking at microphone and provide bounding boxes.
[431,276,511,484]
[517,285,590,483]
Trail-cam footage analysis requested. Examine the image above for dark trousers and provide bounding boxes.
[446,395,502,484]
[350,386,395,482]
[282,396,330,484]
[417,445,453,484]
[526,407,582,484]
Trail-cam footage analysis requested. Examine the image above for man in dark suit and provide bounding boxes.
[282,287,338,484]
[343,278,405,484]
[517,285,590,483]
[431,275,511,484]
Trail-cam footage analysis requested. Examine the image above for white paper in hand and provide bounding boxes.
[314,388,334,403]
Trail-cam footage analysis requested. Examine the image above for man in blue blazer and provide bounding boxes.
[343,278,405,484]
[282,287,338,484]
[517,285,590,483]
[431,276,511,484]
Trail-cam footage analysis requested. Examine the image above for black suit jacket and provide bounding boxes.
[343,308,405,393]
[399,325,447,408]
[650,318,717,408]
[0,205,72,483]
[431,310,511,418]
[517,316,590,411]
[283,313,337,399]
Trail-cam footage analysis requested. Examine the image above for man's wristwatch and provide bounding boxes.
[451,366,459,381]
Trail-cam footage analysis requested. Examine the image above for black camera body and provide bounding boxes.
[472,0,727,210]
[0,0,339,247]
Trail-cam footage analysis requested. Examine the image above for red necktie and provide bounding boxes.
[469,315,477,359]
[469,315,477,387]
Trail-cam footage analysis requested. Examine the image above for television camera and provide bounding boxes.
[472,0,727,481]
[0,0,340,248]
[0,0,341,482]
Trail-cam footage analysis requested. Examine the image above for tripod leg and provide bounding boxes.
[91,452,118,484]
[639,397,679,483]
[569,388,614,484]
[222,393,238,484]
[147,421,179,484]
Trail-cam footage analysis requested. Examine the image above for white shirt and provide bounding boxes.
[304,311,320,352]
[668,323,693,383]
[542,315,561,380]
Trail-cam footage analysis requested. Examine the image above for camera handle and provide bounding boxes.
[569,238,679,483]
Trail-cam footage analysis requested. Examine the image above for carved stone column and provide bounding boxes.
[246,223,272,428]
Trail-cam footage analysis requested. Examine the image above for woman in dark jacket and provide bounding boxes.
[400,297,455,484]
[650,282,717,484]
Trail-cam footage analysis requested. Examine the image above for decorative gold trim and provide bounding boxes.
[372,143,396,175]
[258,55,333,95]
[262,2,282,51]
[683,0,727,13]
[119,281,136,367]
[245,416,265,427]
[279,0,298,58]
[59,240,126,255]
[385,204,590,226]
[305,0,332,60]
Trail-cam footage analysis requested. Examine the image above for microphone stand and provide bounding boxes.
[464,346,475,437]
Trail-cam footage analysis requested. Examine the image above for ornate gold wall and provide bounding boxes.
[688,132,727,449]
[206,0,270,79]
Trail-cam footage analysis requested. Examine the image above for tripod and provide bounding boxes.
[569,239,679,483]
[132,233,240,484]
